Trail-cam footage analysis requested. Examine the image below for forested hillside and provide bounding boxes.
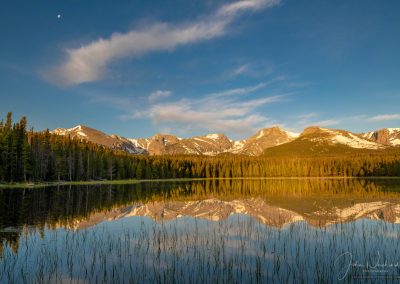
[1,113,400,182]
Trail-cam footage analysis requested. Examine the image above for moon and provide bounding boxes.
[57,14,61,19]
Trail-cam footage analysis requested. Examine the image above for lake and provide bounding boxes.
[1,179,400,283]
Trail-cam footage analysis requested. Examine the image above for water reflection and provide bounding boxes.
[1,179,399,231]
[107,198,400,227]
[1,179,400,282]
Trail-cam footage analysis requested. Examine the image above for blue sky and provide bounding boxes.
[0,0,399,139]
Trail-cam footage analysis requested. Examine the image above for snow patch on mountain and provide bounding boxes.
[331,133,382,149]
[183,145,198,155]
[305,127,385,150]
[206,134,221,140]
[77,131,87,137]
[362,132,374,139]
[286,131,300,138]
[388,128,400,135]
[256,130,264,139]
[361,128,400,147]
[225,140,246,154]
[194,137,213,144]
[392,139,400,146]
[128,138,139,147]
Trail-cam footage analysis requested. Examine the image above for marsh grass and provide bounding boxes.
[1,216,399,283]
[0,179,141,189]
[2,176,400,189]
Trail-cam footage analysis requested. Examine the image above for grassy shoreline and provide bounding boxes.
[1,176,400,188]
[0,179,141,188]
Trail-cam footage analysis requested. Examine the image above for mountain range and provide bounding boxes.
[51,125,400,156]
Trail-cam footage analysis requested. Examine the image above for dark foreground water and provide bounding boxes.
[1,179,400,283]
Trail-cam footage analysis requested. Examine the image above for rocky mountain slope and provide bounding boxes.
[163,133,233,155]
[362,128,400,146]
[129,134,181,155]
[234,127,298,155]
[51,125,299,156]
[264,126,388,156]
[300,127,385,149]
[51,125,399,157]
[51,125,146,154]
[145,127,298,156]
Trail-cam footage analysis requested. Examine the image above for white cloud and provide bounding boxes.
[367,114,400,122]
[231,64,250,77]
[296,112,318,125]
[297,113,318,120]
[207,82,266,98]
[312,119,340,127]
[48,0,280,86]
[126,83,284,136]
[148,90,172,102]
[217,0,274,16]
[287,113,340,132]
[228,62,275,78]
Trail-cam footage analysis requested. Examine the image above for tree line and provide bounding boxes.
[1,112,400,182]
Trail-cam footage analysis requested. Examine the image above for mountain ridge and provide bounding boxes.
[51,125,400,156]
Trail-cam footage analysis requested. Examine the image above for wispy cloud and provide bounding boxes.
[312,119,340,127]
[296,112,318,125]
[207,82,266,98]
[148,90,171,102]
[47,0,280,86]
[231,64,251,77]
[123,83,285,137]
[367,114,400,122]
[297,113,318,120]
[289,113,340,131]
[228,62,275,79]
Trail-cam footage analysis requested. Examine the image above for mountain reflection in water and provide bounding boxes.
[1,178,400,232]
[1,179,400,283]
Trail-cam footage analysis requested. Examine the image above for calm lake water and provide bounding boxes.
[1,179,400,283]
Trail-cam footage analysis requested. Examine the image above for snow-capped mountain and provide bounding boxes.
[51,125,398,156]
[232,127,299,156]
[300,127,385,149]
[163,133,234,155]
[51,125,146,154]
[362,128,400,146]
[129,134,181,155]
[51,125,296,156]
[263,126,391,156]
[128,127,299,156]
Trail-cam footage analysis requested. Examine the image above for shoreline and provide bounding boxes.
[1,176,400,188]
